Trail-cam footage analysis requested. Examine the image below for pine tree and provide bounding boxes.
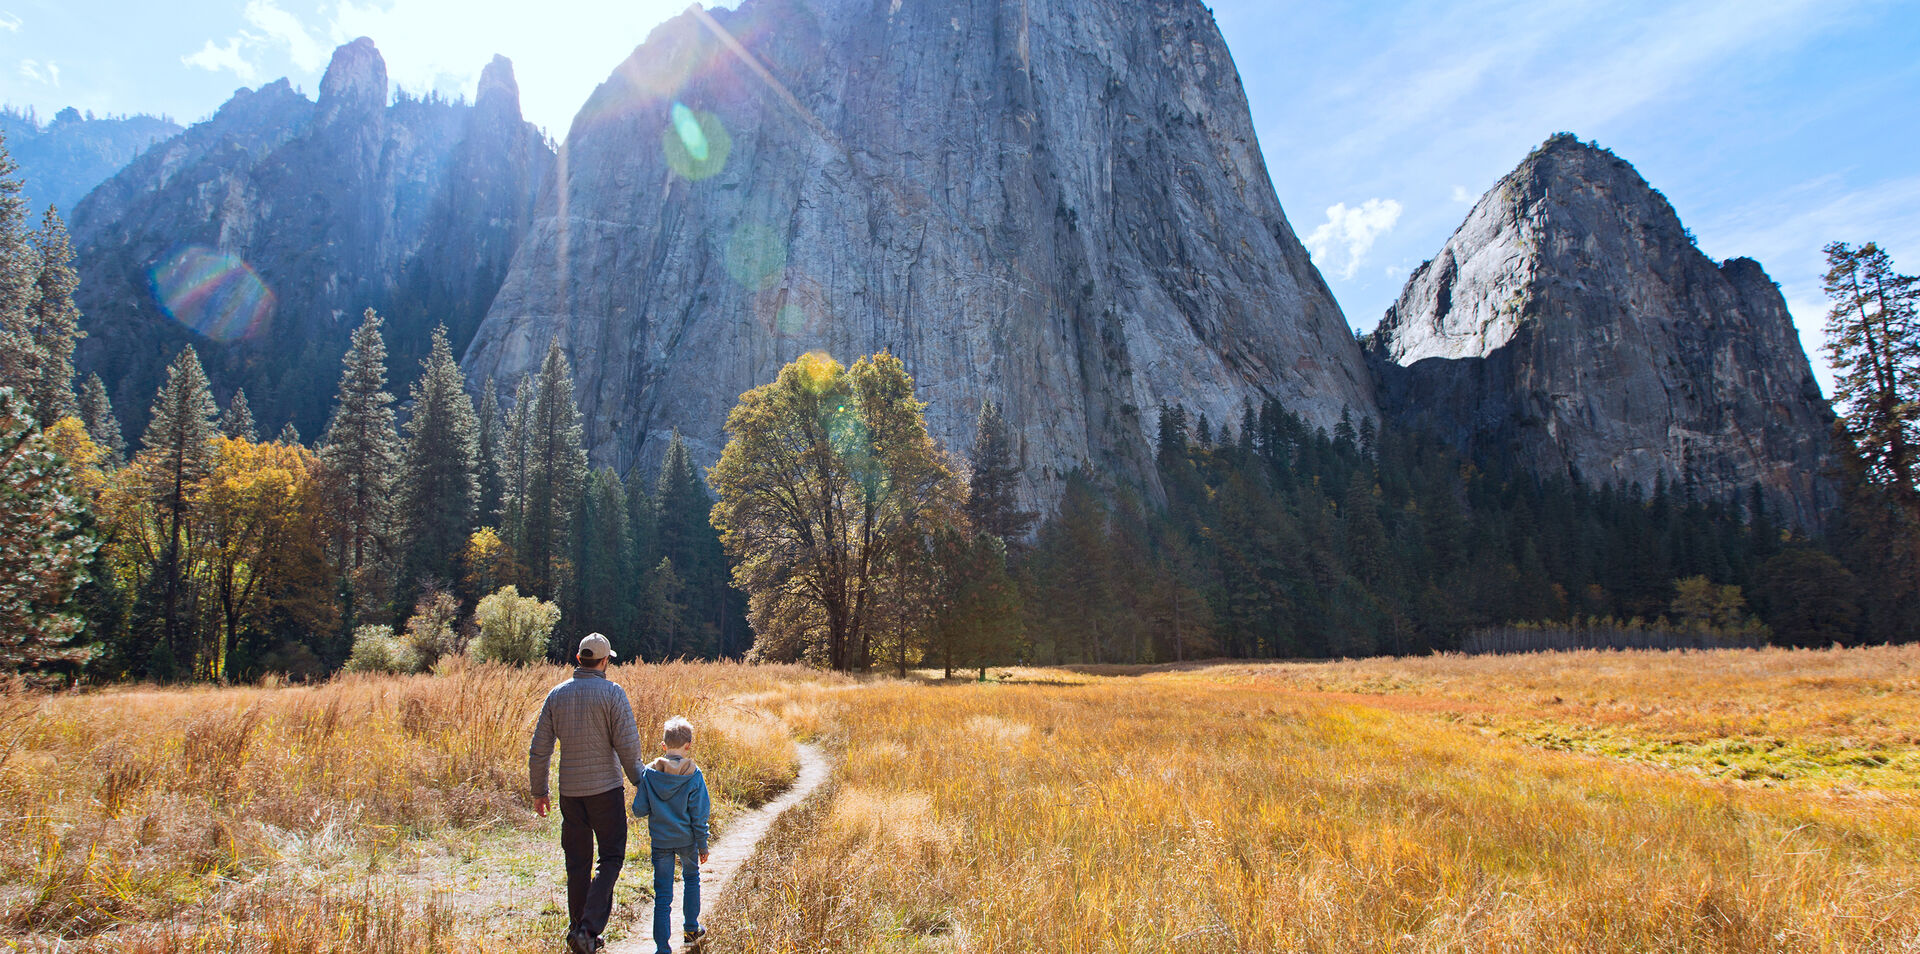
[277,421,302,446]
[0,133,41,404]
[964,400,1037,544]
[501,373,535,565]
[474,375,506,525]
[575,467,635,656]
[77,373,125,464]
[221,388,258,441]
[1824,242,1919,508]
[656,429,737,657]
[0,387,98,678]
[397,325,480,600]
[521,341,587,606]
[136,347,221,676]
[646,556,688,660]
[23,206,80,425]
[319,309,401,622]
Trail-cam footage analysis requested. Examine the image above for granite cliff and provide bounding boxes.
[1369,135,1836,528]
[462,0,1376,503]
[72,39,553,439]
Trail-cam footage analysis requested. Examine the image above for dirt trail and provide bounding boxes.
[604,741,829,953]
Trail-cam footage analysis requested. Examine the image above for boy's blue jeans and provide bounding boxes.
[651,846,701,953]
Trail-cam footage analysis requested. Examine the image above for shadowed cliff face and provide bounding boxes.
[71,39,554,441]
[462,0,1376,506]
[1370,135,1837,529]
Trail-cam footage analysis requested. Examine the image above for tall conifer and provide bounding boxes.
[0,133,41,401]
[474,375,506,524]
[501,373,535,563]
[77,373,125,463]
[320,309,400,617]
[24,206,80,425]
[964,400,1036,544]
[0,388,97,677]
[137,346,220,675]
[575,467,635,655]
[221,388,258,441]
[1824,241,1919,507]
[397,325,480,597]
[521,341,587,604]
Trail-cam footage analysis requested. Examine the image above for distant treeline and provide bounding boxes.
[1009,401,1881,666]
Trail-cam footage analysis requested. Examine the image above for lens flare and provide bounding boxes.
[663,102,732,180]
[148,246,275,342]
[774,303,810,338]
[672,103,708,161]
[726,224,788,290]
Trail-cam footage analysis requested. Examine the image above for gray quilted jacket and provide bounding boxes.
[528,668,644,798]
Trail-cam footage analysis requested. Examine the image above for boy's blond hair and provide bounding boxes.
[663,715,695,748]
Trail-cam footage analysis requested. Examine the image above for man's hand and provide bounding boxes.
[534,796,550,818]
[700,853,710,865]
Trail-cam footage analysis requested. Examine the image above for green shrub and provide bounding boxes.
[345,624,415,673]
[469,585,559,665]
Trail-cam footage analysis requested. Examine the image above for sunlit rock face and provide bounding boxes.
[1369,135,1837,528]
[73,39,554,439]
[464,0,1376,505]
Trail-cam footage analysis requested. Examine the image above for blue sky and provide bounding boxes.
[3,0,1916,392]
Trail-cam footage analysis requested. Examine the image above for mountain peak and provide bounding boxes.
[475,55,522,121]
[1371,137,1836,528]
[319,37,387,116]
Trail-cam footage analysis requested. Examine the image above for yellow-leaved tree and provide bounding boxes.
[710,351,962,671]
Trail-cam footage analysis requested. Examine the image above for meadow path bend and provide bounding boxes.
[606,741,830,954]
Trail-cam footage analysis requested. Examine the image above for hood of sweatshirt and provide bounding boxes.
[650,753,697,776]
[644,755,701,802]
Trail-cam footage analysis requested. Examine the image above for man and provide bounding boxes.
[530,633,644,954]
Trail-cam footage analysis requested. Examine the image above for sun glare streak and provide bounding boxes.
[687,3,842,154]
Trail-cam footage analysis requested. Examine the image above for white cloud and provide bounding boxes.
[182,0,324,85]
[18,58,59,86]
[1451,184,1472,203]
[245,0,328,72]
[0,13,22,33]
[1304,198,1403,280]
[183,36,259,82]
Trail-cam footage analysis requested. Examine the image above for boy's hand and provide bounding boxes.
[700,853,710,864]
[534,796,550,817]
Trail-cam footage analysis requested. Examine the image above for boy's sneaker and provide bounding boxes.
[684,928,708,950]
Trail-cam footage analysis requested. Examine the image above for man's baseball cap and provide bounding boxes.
[578,633,617,661]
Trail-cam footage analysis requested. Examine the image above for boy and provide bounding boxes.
[633,715,712,952]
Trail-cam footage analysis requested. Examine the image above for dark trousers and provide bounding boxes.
[559,787,628,937]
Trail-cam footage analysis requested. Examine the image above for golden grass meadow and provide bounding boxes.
[3,646,1918,952]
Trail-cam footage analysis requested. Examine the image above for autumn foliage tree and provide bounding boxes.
[200,437,330,679]
[712,352,962,671]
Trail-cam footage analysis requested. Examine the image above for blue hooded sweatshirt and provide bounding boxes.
[632,753,711,854]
